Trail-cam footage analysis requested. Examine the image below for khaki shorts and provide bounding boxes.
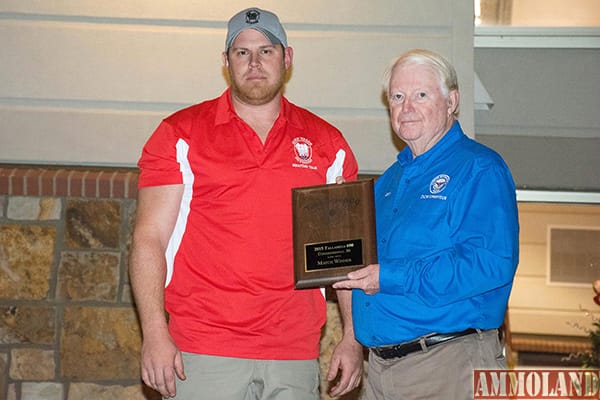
[171,353,320,400]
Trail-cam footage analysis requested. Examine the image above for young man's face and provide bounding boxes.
[224,29,292,106]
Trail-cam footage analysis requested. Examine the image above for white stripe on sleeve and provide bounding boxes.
[164,139,194,287]
[325,149,346,184]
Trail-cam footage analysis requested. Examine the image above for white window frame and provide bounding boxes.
[517,190,600,204]
[475,26,600,48]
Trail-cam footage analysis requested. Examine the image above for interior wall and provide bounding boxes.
[0,0,474,173]
[509,202,600,336]
[474,47,600,191]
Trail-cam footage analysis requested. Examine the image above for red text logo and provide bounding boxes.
[474,369,600,399]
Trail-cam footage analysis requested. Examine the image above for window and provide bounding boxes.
[548,226,600,286]
[474,0,600,48]
[476,0,600,27]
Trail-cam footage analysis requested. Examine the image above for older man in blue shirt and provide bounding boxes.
[334,49,519,399]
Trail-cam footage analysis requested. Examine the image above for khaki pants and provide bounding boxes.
[171,353,320,400]
[365,329,506,400]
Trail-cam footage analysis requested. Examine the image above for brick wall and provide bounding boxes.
[0,165,138,199]
[0,165,159,400]
[0,165,359,400]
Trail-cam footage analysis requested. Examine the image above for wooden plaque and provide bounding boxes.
[292,179,377,289]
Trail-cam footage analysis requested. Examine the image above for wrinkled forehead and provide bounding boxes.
[389,63,443,89]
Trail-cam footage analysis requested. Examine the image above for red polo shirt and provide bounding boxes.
[138,89,358,359]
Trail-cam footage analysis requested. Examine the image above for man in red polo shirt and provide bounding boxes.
[129,7,363,400]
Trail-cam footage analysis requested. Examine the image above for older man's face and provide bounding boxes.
[387,63,458,156]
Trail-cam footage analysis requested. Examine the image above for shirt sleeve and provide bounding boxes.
[342,144,359,182]
[325,131,359,184]
[379,161,519,307]
[137,120,185,188]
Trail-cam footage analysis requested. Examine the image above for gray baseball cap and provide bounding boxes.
[225,8,288,51]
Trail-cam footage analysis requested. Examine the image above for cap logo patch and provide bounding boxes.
[246,10,260,24]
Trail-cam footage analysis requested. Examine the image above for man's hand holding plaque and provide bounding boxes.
[292,179,377,289]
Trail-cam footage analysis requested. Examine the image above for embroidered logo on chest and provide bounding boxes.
[292,137,313,165]
[429,174,450,194]
[420,174,451,200]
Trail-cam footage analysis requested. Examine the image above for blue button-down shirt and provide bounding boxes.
[352,121,519,347]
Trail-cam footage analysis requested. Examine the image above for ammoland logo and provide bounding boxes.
[474,369,600,399]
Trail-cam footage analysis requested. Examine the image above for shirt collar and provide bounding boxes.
[397,120,464,168]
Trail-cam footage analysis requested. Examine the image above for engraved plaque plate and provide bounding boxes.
[292,179,377,289]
